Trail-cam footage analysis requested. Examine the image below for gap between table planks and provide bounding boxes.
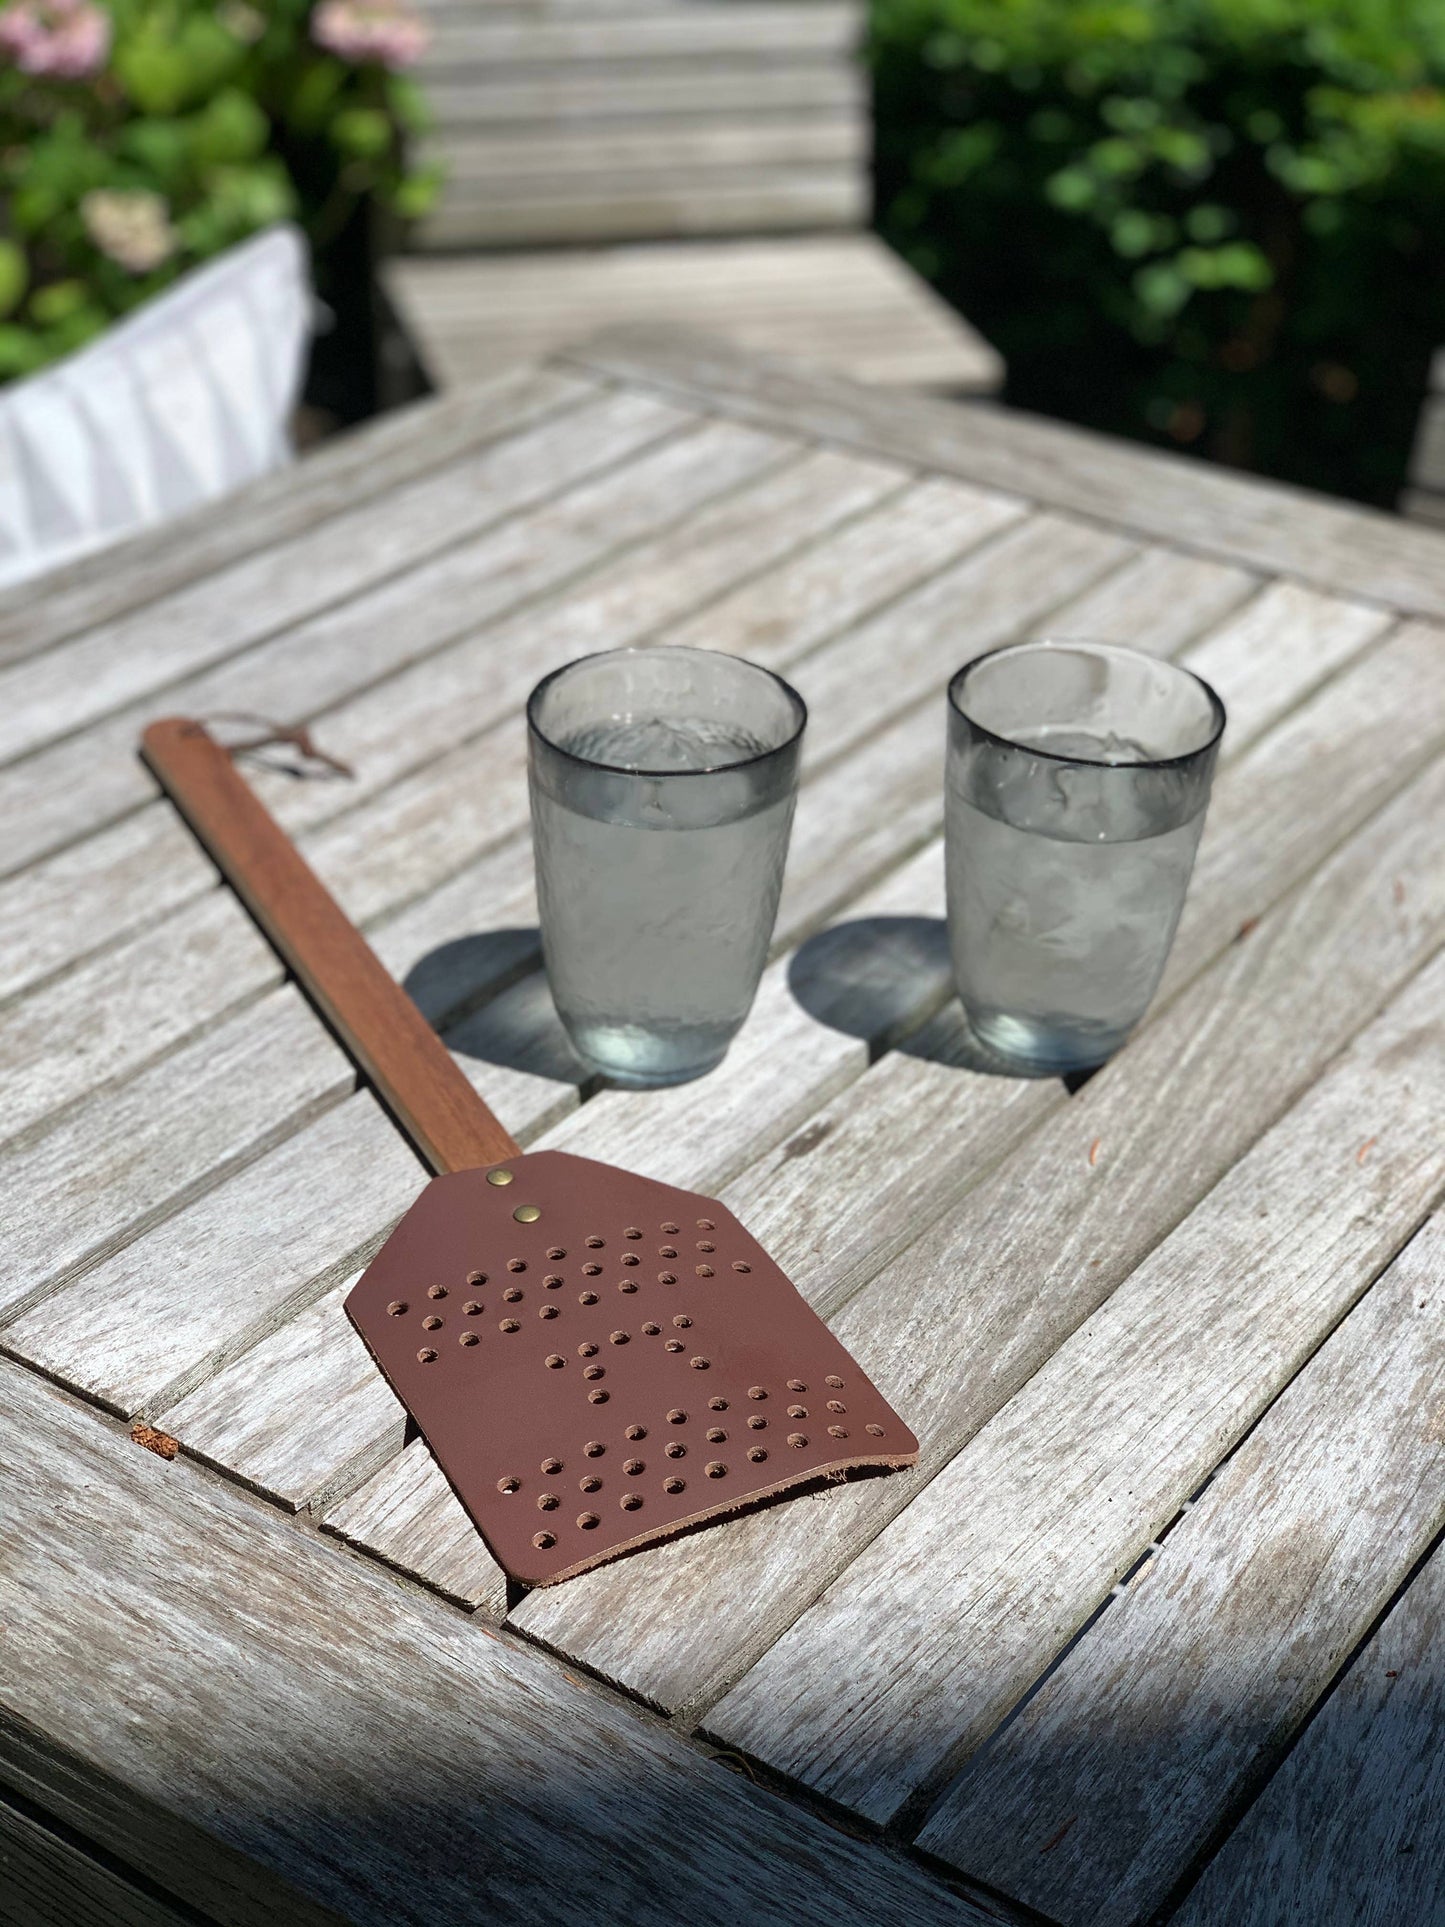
[0,1781,217,1927]
[912,1207,1445,1926]
[703,943,1445,1825]
[8,543,1441,1595]
[1,542,1284,1455]
[0,505,1390,1156]
[563,325,1445,619]
[507,738,1445,1706]
[0,391,760,882]
[0,360,599,668]
[0,1359,1005,1927]
[1168,1521,1445,1927]
[200,667,1445,1616]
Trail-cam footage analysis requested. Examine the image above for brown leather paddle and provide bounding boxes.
[142,717,918,1587]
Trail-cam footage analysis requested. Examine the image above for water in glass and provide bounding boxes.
[532,713,795,1084]
[947,721,1210,1073]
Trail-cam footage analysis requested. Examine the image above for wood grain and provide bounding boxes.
[1177,578,1392,753]
[389,236,1003,395]
[0,1359,998,1927]
[705,948,1445,1824]
[788,511,1132,772]
[323,1436,508,1614]
[0,988,351,1321]
[142,718,518,1174]
[1159,619,1444,1004]
[1172,1534,1445,1927]
[0,384,688,771]
[153,1274,404,1515]
[0,1785,211,1927]
[917,1212,1445,1924]
[0,406,765,886]
[416,173,866,249]
[0,362,598,668]
[564,326,1445,618]
[509,747,1445,1711]
[7,1094,423,1418]
[0,890,280,1151]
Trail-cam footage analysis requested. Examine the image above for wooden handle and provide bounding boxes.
[141,717,519,1175]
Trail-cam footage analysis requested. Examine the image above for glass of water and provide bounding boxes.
[528,645,806,1086]
[946,638,1225,1076]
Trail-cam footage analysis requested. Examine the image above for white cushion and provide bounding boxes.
[0,224,312,589]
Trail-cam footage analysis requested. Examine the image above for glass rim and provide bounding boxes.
[527,644,808,778]
[947,637,1227,772]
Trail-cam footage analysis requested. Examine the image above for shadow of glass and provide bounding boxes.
[402,926,542,1031]
[446,965,592,1089]
[787,914,1069,1084]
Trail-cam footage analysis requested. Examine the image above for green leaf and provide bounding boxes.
[120,117,193,185]
[1045,165,1097,209]
[0,241,28,321]
[188,88,270,166]
[1110,208,1158,256]
[330,107,393,161]
[288,58,345,134]
[0,324,49,380]
[1133,261,1191,316]
[113,42,199,117]
[29,279,88,326]
[391,165,444,220]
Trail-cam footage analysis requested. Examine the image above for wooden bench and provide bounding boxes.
[384,0,1001,394]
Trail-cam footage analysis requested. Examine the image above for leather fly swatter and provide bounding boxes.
[142,718,918,1587]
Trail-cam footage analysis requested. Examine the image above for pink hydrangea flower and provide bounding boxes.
[311,0,428,69]
[0,0,111,79]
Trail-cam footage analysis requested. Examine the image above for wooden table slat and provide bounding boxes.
[705,946,1445,1822]
[153,1273,400,1516]
[510,744,1445,1711]
[6,333,1445,1922]
[0,385,691,772]
[1176,577,1392,754]
[1171,1525,1445,1927]
[0,412,777,887]
[0,989,351,1322]
[915,1210,1445,1924]
[564,326,1445,619]
[0,1359,1000,1927]
[0,363,599,668]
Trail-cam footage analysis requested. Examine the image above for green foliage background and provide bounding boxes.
[872,0,1445,504]
[0,0,438,382]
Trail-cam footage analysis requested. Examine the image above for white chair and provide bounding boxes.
[0,224,312,590]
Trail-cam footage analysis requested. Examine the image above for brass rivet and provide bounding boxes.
[487,1168,514,1187]
[513,1203,541,1223]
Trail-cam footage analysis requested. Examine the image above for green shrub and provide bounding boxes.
[872,0,1445,503]
[0,0,439,383]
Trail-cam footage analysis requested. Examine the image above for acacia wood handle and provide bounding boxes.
[142,717,520,1176]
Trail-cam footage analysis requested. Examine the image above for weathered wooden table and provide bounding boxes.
[2,329,1443,1927]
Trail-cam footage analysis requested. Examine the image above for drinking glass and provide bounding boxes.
[528,645,806,1086]
[945,638,1225,1076]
